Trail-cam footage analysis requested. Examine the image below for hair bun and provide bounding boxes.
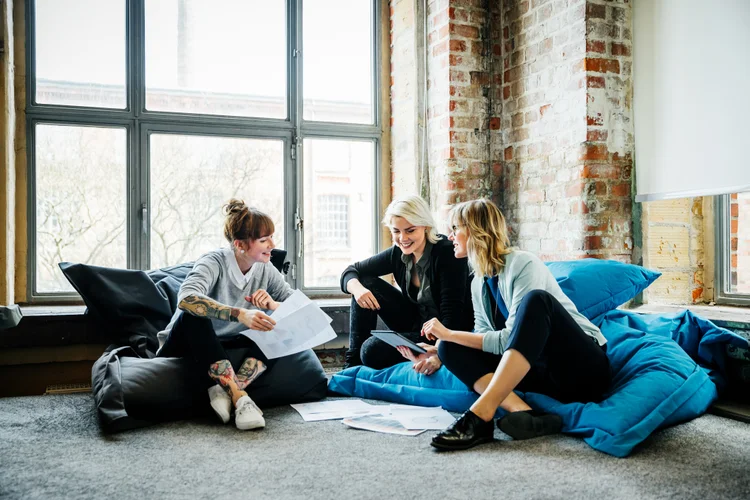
[224,198,247,216]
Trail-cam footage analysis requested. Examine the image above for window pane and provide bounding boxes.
[303,139,374,287]
[303,0,373,124]
[145,0,286,118]
[35,124,127,292]
[731,192,750,294]
[150,134,285,268]
[35,0,126,108]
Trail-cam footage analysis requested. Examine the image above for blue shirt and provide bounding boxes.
[485,276,509,320]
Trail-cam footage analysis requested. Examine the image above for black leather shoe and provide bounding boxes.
[497,410,563,440]
[430,410,494,451]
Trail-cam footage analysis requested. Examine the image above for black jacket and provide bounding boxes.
[340,237,474,331]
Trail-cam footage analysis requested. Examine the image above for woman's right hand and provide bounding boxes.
[353,286,380,310]
[238,309,276,332]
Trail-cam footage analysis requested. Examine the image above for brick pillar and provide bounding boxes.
[499,0,633,261]
[390,0,634,259]
[391,0,498,230]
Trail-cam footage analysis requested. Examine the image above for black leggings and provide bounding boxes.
[439,289,611,403]
[348,276,431,369]
[157,312,272,390]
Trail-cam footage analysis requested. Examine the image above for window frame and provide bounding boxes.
[25,0,382,302]
[715,194,750,306]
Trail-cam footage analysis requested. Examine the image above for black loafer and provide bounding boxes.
[431,410,494,451]
[497,410,563,440]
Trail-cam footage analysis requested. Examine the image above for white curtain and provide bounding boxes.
[633,0,750,202]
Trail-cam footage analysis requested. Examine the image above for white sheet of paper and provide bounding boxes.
[341,415,426,436]
[388,406,456,430]
[291,400,384,422]
[240,291,335,359]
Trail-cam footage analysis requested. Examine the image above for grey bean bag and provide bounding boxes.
[60,251,327,432]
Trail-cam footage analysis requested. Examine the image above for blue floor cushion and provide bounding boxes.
[329,310,748,457]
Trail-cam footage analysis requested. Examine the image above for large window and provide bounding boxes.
[716,193,750,305]
[26,0,381,301]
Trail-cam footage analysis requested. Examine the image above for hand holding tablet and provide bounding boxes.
[370,330,427,354]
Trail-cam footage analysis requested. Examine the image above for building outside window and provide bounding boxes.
[26,0,381,300]
[316,195,350,248]
[716,192,750,305]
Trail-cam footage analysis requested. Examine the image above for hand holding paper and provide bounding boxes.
[241,290,336,359]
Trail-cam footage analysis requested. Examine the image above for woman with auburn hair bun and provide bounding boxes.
[340,195,474,374]
[156,198,295,431]
[424,198,611,451]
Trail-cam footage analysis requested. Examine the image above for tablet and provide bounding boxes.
[370,330,427,354]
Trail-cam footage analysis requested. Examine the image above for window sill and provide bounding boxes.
[623,303,750,330]
[6,299,351,351]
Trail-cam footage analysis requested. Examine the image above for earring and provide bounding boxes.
[240,249,245,254]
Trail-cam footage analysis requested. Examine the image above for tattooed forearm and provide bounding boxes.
[179,294,241,322]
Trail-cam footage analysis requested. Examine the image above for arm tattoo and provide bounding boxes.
[179,294,241,322]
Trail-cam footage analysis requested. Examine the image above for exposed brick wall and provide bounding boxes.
[390,0,421,195]
[498,0,633,261]
[427,0,497,225]
[390,0,634,261]
[734,193,750,293]
[642,198,705,304]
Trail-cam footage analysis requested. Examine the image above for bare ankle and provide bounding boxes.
[232,391,248,407]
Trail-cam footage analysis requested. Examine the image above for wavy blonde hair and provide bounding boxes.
[382,195,441,244]
[449,199,512,277]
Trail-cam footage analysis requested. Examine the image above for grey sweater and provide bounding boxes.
[157,248,294,348]
[473,250,607,354]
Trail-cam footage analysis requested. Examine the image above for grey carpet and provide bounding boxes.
[0,394,749,500]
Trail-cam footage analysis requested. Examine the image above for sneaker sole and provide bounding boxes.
[430,436,493,451]
[236,420,265,431]
[210,401,231,424]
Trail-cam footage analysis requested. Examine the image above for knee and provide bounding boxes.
[520,289,553,309]
[175,311,212,330]
[437,341,462,369]
[359,275,381,289]
[360,337,392,370]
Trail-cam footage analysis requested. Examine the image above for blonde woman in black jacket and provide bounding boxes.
[340,195,474,372]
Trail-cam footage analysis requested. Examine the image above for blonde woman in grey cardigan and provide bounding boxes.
[423,199,611,451]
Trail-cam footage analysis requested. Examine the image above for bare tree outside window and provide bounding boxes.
[149,134,285,269]
[35,124,127,292]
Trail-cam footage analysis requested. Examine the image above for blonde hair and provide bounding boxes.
[449,199,511,277]
[223,198,275,243]
[382,195,440,244]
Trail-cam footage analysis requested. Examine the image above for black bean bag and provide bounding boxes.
[60,250,328,432]
[93,345,328,432]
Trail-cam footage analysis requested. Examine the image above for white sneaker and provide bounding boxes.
[235,395,265,430]
[208,385,231,424]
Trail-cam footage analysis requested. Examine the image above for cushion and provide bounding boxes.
[329,309,748,457]
[93,344,328,432]
[59,249,288,358]
[545,259,661,320]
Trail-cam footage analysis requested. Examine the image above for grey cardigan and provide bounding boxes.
[473,250,607,354]
[157,248,294,348]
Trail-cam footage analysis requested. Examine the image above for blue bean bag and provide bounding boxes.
[328,309,749,457]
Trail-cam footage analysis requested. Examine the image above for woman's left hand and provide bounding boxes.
[396,343,442,376]
[421,318,452,341]
[246,289,279,311]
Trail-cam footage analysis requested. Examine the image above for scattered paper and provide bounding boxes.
[389,406,456,430]
[342,415,426,436]
[291,400,384,422]
[241,290,337,359]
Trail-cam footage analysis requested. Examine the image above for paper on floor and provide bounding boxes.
[341,415,426,436]
[388,406,455,430]
[290,400,385,422]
